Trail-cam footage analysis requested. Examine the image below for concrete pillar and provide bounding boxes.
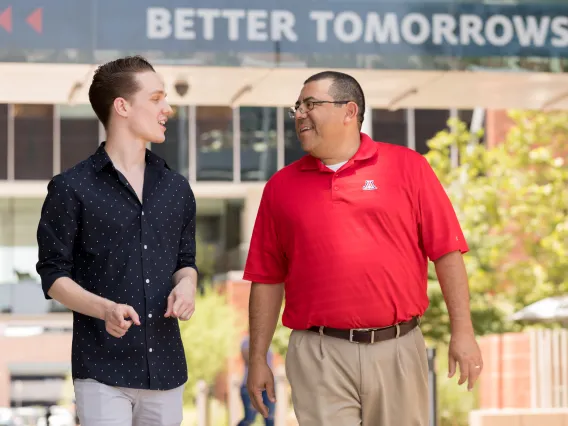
[240,185,264,253]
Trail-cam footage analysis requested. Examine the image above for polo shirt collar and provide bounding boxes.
[300,132,378,171]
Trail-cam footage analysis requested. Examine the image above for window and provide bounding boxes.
[415,109,450,155]
[196,107,233,181]
[14,104,54,180]
[59,105,99,172]
[372,109,407,147]
[151,105,189,179]
[283,109,305,166]
[0,104,7,179]
[240,107,277,181]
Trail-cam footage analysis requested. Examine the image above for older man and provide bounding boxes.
[243,71,483,425]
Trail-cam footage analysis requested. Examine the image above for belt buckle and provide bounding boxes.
[349,329,358,343]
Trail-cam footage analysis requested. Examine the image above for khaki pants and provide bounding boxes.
[285,326,429,426]
[74,378,184,426]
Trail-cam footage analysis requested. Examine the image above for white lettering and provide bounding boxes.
[147,8,172,39]
[247,10,268,41]
[175,8,195,40]
[485,15,514,46]
[460,14,485,45]
[401,13,430,44]
[551,16,568,47]
[310,11,334,42]
[271,10,297,41]
[432,14,458,45]
[197,9,221,41]
[334,11,363,43]
[513,15,549,47]
[364,13,400,44]
[222,10,245,41]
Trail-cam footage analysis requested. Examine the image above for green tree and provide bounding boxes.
[179,287,244,404]
[421,110,568,345]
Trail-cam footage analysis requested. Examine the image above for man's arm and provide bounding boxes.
[36,176,139,335]
[434,251,474,335]
[248,283,284,363]
[434,250,482,391]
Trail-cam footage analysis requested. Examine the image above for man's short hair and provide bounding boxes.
[304,71,366,128]
[88,55,155,128]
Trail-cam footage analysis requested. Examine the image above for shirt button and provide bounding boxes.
[142,211,145,216]
[334,186,339,190]
[144,245,147,249]
[149,348,153,353]
[148,314,153,318]
[146,279,150,283]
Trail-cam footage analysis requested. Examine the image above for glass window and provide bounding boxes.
[372,109,407,147]
[59,104,99,172]
[0,104,7,180]
[415,109,449,155]
[196,106,233,181]
[283,110,305,166]
[240,107,277,181]
[14,104,54,180]
[151,105,189,179]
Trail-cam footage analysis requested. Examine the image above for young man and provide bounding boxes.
[36,56,198,426]
[243,71,483,425]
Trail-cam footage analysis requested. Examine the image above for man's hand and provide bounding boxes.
[448,332,483,391]
[247,360,276,418]
[104,303,141,338]
[165,277,195,321]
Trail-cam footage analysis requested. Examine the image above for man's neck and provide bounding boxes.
[318,134,361,166]
[104,130,147,173]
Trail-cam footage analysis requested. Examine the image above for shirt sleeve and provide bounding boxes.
[417,155,469,261]
[35,175,80,299]
[175,181,198,274]
[243,181,287,284]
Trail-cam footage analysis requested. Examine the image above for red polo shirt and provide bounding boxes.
[243,133,468,330]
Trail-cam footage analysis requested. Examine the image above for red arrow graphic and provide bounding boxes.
[0,6,12,33]
[26,7,42,34]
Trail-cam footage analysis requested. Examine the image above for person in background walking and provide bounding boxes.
[238,334,275,426]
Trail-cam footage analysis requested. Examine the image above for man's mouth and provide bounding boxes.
[299,125,313,133]
[158,119,167,130]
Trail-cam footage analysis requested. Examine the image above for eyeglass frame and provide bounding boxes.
[288,99,353,119]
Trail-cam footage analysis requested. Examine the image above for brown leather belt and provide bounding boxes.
[308,316,420,344]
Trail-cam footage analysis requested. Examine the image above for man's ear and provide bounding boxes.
[344,101,359,126]
[113,97,129,119]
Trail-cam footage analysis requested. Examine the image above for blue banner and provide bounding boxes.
[0,0,567,57]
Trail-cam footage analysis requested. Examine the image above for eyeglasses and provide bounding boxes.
[288,99,352,119]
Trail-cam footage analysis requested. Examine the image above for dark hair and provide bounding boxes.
[88,55,155,128]
[304,71,365,129]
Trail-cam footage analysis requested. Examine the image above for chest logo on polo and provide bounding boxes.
[362,180,378,191]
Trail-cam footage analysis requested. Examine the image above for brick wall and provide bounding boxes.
[478,332,532,409]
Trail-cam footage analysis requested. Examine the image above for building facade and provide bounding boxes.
[0,0,567,413]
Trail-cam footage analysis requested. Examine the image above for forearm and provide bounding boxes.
[249,283,284,363]
[173,266,198,287]
[434,251,474,335]
[48,277,115,320]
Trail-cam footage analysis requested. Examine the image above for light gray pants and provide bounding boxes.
[74,378,185,426]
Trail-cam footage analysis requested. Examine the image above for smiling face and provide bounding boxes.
[112,71,173,144]
[294,78,356,159]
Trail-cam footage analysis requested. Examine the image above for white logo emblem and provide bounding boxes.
[362,180,378,191]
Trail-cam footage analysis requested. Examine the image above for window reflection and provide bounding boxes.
[240,107,277,181]
[59,104,99,172]
[196,106,233,181]
[415,109,449,154]
[0,104,7,180]
[283,109,305,166]
[14,104,53,180]
[151,105,189,179]
[372,109,407,147]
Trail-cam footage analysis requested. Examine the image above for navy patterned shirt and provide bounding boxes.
[36,143,197,391]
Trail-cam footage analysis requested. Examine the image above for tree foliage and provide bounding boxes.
[179,287,244,404]
[421,110,568,344]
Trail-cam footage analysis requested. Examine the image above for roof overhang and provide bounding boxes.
[0,62,567,110]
